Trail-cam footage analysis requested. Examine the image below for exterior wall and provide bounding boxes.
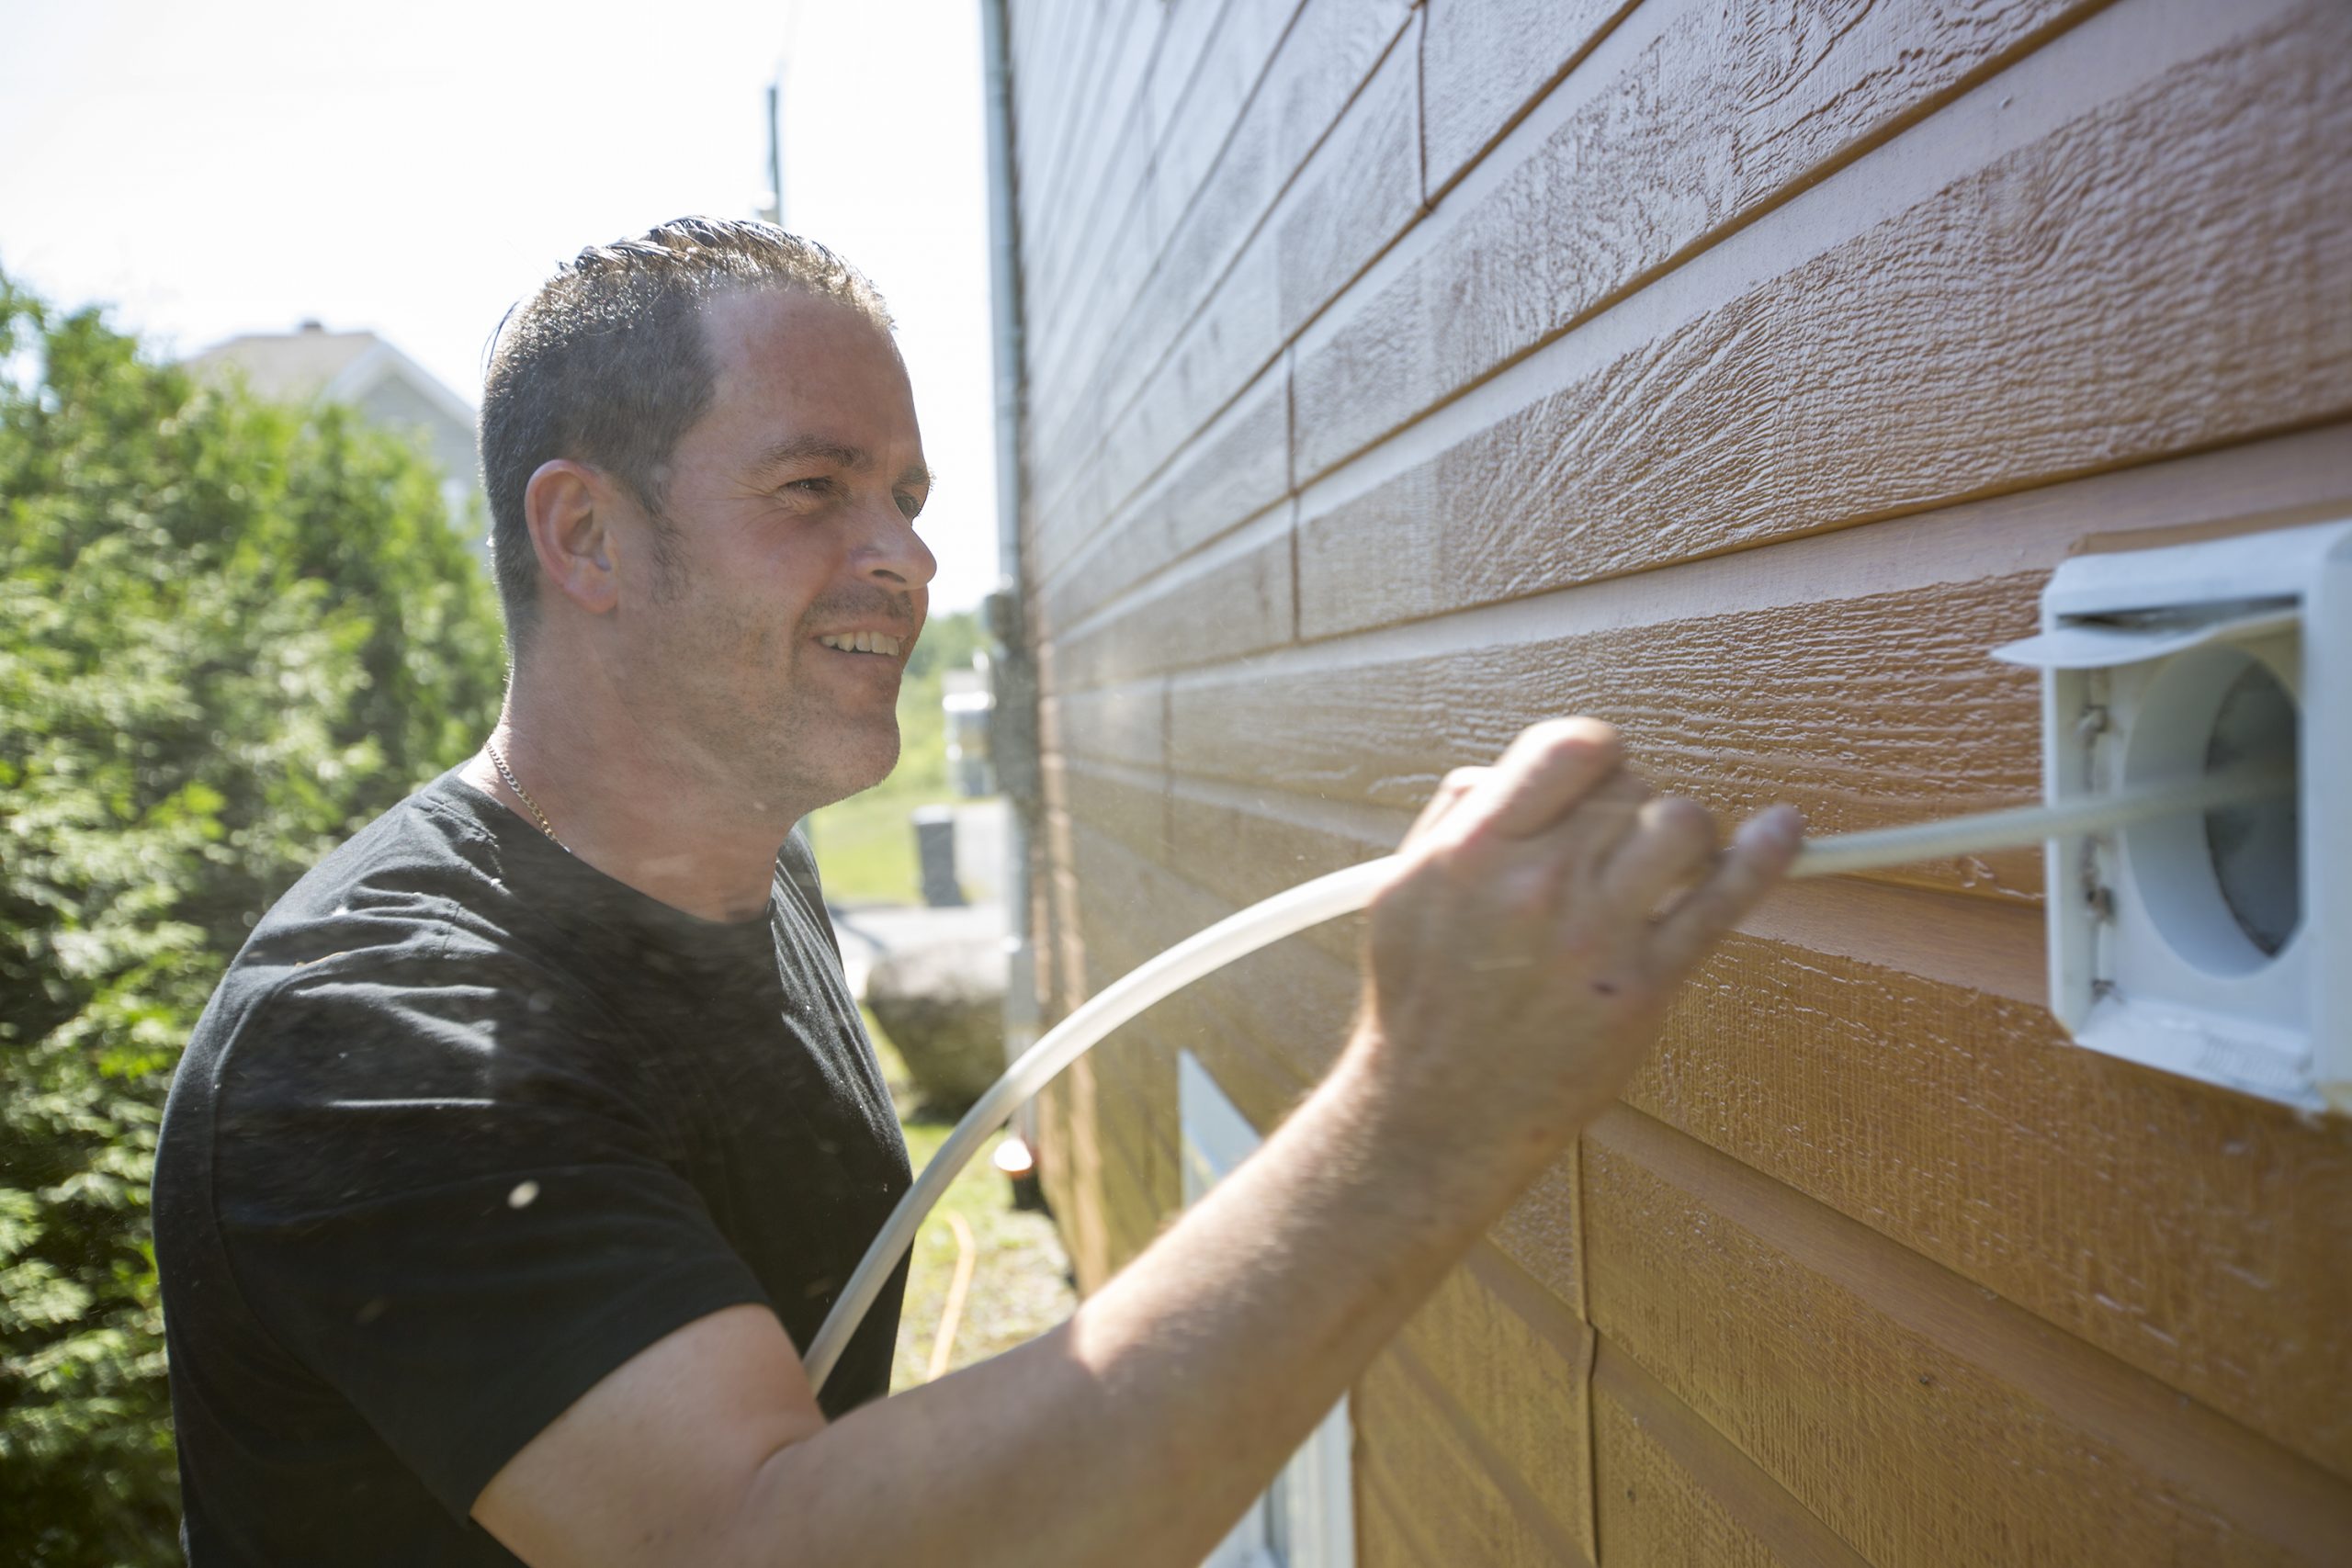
[1007,1,2352,1562]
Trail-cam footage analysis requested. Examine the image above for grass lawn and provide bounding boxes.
[865,1014,1077,1393]
[803,784,944,908]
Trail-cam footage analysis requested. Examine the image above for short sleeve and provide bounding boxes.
[209,956,771,1517]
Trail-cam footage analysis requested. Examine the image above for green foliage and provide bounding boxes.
[0,274,506,1564]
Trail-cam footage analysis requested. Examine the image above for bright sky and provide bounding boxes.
[0,0,1002,610]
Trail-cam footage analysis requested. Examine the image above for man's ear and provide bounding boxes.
[523,459,620,617]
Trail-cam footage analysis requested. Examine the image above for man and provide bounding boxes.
[156,218,1801,1564]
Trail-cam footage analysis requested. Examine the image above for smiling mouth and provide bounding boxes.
[818,632,903,658]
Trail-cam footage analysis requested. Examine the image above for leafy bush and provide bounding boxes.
[0,276,505,1565]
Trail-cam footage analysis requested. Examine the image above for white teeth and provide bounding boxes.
[819,632,901,657]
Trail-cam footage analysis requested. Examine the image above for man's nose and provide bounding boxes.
[854,500,937,592]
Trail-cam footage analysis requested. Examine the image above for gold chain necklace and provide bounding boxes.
[482,736,568,852]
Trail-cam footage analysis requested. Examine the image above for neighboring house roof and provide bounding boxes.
[186,321,479,435]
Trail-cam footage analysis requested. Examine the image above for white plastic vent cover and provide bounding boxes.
[1993,518,2351,1114]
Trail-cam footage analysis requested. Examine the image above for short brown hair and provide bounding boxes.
[478,218,893,645]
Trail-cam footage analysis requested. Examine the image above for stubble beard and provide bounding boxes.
[640,520,919,815]
[757,584,919,813]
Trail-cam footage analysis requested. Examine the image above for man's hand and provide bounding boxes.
[1351,718,1801,1183]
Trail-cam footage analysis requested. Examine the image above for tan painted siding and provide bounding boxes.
[1011,0,2352,1560]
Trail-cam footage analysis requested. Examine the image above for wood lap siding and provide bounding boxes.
[1009,0,2352,1562]
[1590,1343,1878,1568]
[1584,1114,2352,1565]
[1295,7,2352,624]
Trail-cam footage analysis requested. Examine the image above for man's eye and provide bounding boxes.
[896,493,923,521]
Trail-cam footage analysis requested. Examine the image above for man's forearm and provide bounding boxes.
[741,1029,1532,1568]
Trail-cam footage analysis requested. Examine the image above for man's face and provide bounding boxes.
[611,287,935,818]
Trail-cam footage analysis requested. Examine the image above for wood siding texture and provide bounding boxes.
[1006,0,2352,1561]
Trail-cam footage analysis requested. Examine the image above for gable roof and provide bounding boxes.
[186,323,478,433]
[186,324,379,400]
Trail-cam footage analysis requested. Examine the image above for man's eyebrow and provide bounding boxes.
[752,435,870,476]
[752,436,933,492]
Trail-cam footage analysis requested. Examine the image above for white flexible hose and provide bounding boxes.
[1787,761,2292,877]
[808,761,2291,1392]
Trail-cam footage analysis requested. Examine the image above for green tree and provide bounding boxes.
[0,275,506,1564]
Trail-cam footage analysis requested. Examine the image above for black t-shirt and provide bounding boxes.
[154,771,910,1564]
